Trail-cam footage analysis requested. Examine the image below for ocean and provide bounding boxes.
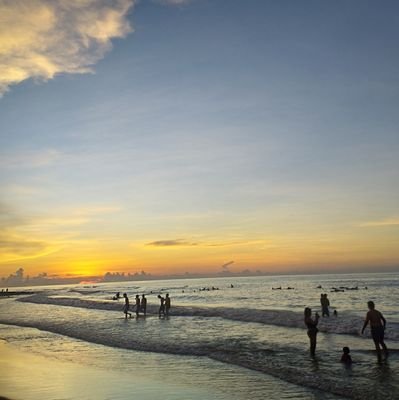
[0,272,398,399]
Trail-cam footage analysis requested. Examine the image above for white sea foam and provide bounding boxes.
[3,273,399,400]
[17,293,399,341]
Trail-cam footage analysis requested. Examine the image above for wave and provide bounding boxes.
[17,293,399,341]
[2,295,399,399]
[1,314,397,400]
[68,289,104,295]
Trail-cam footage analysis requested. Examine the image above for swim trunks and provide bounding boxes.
[371,326,385,342]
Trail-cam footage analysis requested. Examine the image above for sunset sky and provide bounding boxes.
[1,0,398,279]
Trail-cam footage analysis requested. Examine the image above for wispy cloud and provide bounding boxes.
[0,236,48,257]
[0,0,134,96]
[0,202,122,261]
[0,149,61,169]
[145,238,269,248]
[221,260,234,270]
[146,239,198,247]
[359,218,399,227]
[206,240,267,247]
[153,0,191,5]
[73,206,122,216]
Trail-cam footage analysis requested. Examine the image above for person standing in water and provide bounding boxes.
[361,301,388,363]
[158,295,165,317]
[165,293,171,316]
[123,293,132,319]
[304,307,319,357]
[320,294,330,317]
[141,294,147,316]
[340,347,352,364]
[135,295,141,318]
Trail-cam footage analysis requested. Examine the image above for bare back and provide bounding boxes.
[366,309,384,328]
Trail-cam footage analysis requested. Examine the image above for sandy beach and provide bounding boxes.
[0,337,218,400]
[1,324,335,400]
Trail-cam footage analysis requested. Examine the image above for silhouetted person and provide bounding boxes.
[123,293,132,319]
[141,294,147,316]
[304,307,319,357]
[333,309,338,317]
[341,346,352,364]
[165,293,171,316]
[320,293,330,317]
[135,295,141,317]
[361,301,388,363]
[158,295,165,317]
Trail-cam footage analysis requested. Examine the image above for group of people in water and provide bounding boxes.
[115,286,389,365]
[121,292,171,319]
[305,300,389,364]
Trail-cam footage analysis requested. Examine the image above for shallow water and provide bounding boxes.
[1,272,398,399]
[0,326,341,400]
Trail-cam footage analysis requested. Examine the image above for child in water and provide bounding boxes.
[340,346,352,364]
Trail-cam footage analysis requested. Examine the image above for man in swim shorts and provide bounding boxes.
[361,301,388,363]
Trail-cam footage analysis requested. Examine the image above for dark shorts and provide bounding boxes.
[307,328,318,338]
[371,326,385,342]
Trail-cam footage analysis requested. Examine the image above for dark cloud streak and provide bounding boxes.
[146,239,198,247]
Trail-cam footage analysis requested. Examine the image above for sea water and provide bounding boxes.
[0,272,398,399]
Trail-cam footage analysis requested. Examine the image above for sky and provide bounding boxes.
[1,0,399,279]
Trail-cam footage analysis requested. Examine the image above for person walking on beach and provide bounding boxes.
[304,307,319,357]
[141,294,147,316]
[135,295,141,318]
[361,301,388,363]
[165,293,171,316]
[158,295,165,317]
[123,293,132,319]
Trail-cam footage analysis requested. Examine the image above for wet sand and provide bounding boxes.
[0,339,206,400]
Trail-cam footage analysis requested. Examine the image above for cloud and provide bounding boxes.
[73,205,122,216]
[144,238,269,248]
[0,236,48,256]
[221,260,234,270]
[0,0,134,96]
[0,148,61,169]
[0,202,122,261]
[153,0,191,5]
[146,239,198,247]
[359,218,399,227]
[206,240,265,247]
